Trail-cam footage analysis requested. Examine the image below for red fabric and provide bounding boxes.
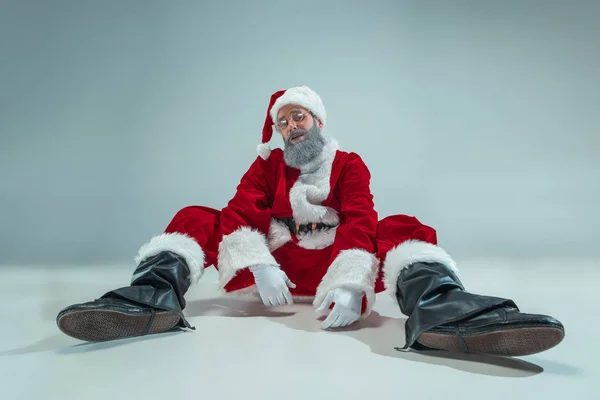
[373,214,439,293]
[262,89,286,145]
[164,148,439,296]
[326,152,378,267]
[218,155,275,239]
[164,205,222,269]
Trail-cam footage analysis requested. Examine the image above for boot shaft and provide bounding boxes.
[395,262,465,315]
[99,250,196,329]
[130,251,193,309]
[395,261,516,350]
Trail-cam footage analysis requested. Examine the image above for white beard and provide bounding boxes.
[268,138,341,251]
[283,121,326,168]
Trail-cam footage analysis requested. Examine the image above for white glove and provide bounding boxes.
[249,264,296,307]
[315,287,363,329]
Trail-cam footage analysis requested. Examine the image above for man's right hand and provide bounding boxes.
[249,264,296,307]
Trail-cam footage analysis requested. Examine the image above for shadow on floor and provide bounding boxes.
[182,296,554,378]
[0,331,182,357]
[1,295,580,378]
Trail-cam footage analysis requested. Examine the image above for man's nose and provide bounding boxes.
[288,119,298,130]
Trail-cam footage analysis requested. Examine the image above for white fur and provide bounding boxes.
[267,218,292,251]
[382,240,458,299]
[266,217,338,250]
[264,138,340,250]
[217,226,279,290]
[290,138,340,224]
[134,232,205,285]
[270,86,327,126]
[318,207,341,225]
[313,248,380,318]
[296,227,338,249]
[257,143,272,160]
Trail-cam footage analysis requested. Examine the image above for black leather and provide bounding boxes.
[99,251,195,330]
[395,262,516,350]
[61,296,156,314]
[426,305,563,336]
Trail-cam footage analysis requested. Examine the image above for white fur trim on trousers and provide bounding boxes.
[382,240,458,299]
[134,232,205,285]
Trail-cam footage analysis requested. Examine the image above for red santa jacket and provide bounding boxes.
[135,138,458,320]
[216,139,382,317]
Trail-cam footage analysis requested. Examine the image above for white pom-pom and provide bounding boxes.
[257,143,271,160]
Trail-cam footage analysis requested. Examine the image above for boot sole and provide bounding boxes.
[417,326,565,357]
[57,308,181,342]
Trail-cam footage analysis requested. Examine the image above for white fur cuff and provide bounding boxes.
[382,240,458,299]
[134,232,205,285]
[313,249,380,318]
[217,226,279,290]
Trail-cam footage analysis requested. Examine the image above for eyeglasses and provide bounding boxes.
[275,110,314,132]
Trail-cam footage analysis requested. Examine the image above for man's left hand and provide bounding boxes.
[315,287,362,329]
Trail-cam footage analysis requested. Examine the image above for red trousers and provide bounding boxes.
[163,205,439,295]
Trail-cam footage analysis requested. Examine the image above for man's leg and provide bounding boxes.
[56,206,221,342]
[376,214,565,357]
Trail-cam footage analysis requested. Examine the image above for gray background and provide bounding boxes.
[1,0,598,266]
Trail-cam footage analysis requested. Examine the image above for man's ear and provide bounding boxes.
[318,119,324,128]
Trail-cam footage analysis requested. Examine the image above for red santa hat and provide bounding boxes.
[257,85,327,160]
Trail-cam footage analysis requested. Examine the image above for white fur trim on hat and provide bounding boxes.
[257,142,272,160]
[270,86,327,126]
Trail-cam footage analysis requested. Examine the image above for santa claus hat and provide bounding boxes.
[257,85,327,160]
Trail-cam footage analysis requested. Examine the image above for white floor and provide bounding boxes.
[0,259,597,400]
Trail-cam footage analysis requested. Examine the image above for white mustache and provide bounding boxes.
[288,129,309,143]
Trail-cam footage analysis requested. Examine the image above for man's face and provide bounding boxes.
[276,104,326,168]
[275,104,324,141]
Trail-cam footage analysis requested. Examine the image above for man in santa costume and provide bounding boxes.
[56,85,564,356]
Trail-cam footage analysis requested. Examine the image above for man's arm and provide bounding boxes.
[313,153,380,319]
[216,155,281,292]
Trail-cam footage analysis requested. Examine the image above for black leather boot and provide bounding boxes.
[395,262,565,357]
[57,251,196,342]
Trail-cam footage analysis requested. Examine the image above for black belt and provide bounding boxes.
[276,217,338,235]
